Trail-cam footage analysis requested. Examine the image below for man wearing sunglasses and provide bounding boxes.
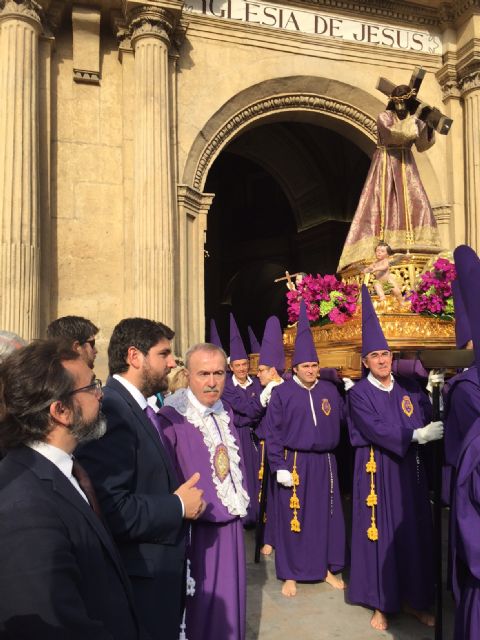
[0,340,142,638]
[47,315,99,369]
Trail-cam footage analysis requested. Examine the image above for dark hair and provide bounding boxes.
[386,84,417,114]
[108,318,175,375]
[0,340,79,449]
[376,241,393,256]
[46,315,99,345]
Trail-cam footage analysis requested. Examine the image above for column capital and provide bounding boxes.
[436,53,461,101]
[459,66,480,95]
[127,3,181,47]
[0,0,43,28]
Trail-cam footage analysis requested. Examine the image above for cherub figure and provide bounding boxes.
[363,242,403,304]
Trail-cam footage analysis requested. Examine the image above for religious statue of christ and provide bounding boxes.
[337,84,441,272]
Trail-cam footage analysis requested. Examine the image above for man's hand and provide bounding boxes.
[174,472,204,519]
[276,470,293,487]
[413,420,444,445]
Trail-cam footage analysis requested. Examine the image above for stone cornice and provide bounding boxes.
[288,0,441,28]
[0,0,43,28]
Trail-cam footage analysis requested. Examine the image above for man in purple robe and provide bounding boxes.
[255,315,286,555]
[158,343,249,640]
[347,285,443,631]
[265,300,347,597]
[222,313,263,526]
[450,244,480,638]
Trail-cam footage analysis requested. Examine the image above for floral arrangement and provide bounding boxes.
[287,274,359,326]
[408,257,456,320]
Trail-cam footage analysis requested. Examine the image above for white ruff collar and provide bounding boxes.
[165,389,249,517]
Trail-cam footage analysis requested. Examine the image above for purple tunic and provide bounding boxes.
[222,376,263,526]
[265,378,347,581]
[347,376,434,613]
[452,418,480,640]
[158,404,247,640]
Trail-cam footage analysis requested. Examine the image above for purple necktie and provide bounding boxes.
[144,405,167,447]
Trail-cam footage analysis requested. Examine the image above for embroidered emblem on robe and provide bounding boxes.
[214,443,230,482]
[401,395,414,417]
[321,399,331,416]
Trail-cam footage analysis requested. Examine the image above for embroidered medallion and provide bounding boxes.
[401,395,414,417]
[214,443,230,482]
[321,399,331,416]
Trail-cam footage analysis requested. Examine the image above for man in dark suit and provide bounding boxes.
[77,318,204,640]
[0,340,142,639]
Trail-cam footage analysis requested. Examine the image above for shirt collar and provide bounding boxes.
[187,388,224,417]
[293,374,318,391]
[113,374,147,409]
[27,441,73,476]
[232,375,252,389]
[367,371,394,392]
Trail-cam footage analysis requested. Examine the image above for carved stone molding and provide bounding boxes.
[459,68,480,95]
[0,0,42,27]
[437,56,461,101]
[292,0,440,27]
[128,5,176,46]
[177,185,215,220]
[193,94,376,190]
[433,204,452,224]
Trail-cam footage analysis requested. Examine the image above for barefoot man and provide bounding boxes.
[347,285,443,631]
[265,300,347,597]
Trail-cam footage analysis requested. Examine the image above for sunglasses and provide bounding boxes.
[83,339,96,349]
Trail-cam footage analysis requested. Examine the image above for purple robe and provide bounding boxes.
[347,376,434,613]
[265,378,347,581]
[441,366,480,507]
[222,376,263,526]
[338,110,440,270]
[256,411,276,548]
[157,403,247,640]
[452,418,480,640]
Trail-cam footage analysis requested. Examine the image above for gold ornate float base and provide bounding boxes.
[283,301,455,379]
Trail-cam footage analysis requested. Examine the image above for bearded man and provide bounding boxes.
[77,318,204,640]
[0,340,142,638]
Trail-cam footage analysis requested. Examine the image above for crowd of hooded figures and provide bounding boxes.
[1,244,480,640]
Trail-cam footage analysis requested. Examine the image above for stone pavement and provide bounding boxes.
[244,511,456,640]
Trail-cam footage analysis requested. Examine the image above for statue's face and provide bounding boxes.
[394,100,408,120]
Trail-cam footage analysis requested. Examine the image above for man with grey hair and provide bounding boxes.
[0,331,26,362]
[158,343,249,640]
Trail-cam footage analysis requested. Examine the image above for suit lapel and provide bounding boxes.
[106,377,179,487]
[11,447,136,602]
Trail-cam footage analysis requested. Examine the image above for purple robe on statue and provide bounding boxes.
[338,110,440,271]
[158,390,249,640]
[347,375,434,613]
[265,377,347,581]
[452,418,480,640]
[222,376,263,526]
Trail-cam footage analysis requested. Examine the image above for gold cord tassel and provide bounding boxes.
[366,446,378,541]
[258,440,265,503]
[290,451,301,533]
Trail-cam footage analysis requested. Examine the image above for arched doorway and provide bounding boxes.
[204,121,370,347]
[176,78,381,353]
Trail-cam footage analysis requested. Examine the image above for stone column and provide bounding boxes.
[177,185,215,354]
[128,5,176,326]
[0,0,42,339]
[460,69,480,252]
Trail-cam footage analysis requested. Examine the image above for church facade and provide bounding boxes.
[0,0,478,366]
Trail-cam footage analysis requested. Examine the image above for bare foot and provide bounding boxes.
[404,604,435,627]
[260,544,273,556]
[324,570,346,590]
[370,609,388,631]
[282,580,297,597]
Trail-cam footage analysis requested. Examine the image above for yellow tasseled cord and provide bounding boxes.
[366,446,378,541]
[290,451,301,533]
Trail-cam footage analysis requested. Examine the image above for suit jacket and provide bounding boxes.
[76,377,185,640]
[0,446,141,640]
